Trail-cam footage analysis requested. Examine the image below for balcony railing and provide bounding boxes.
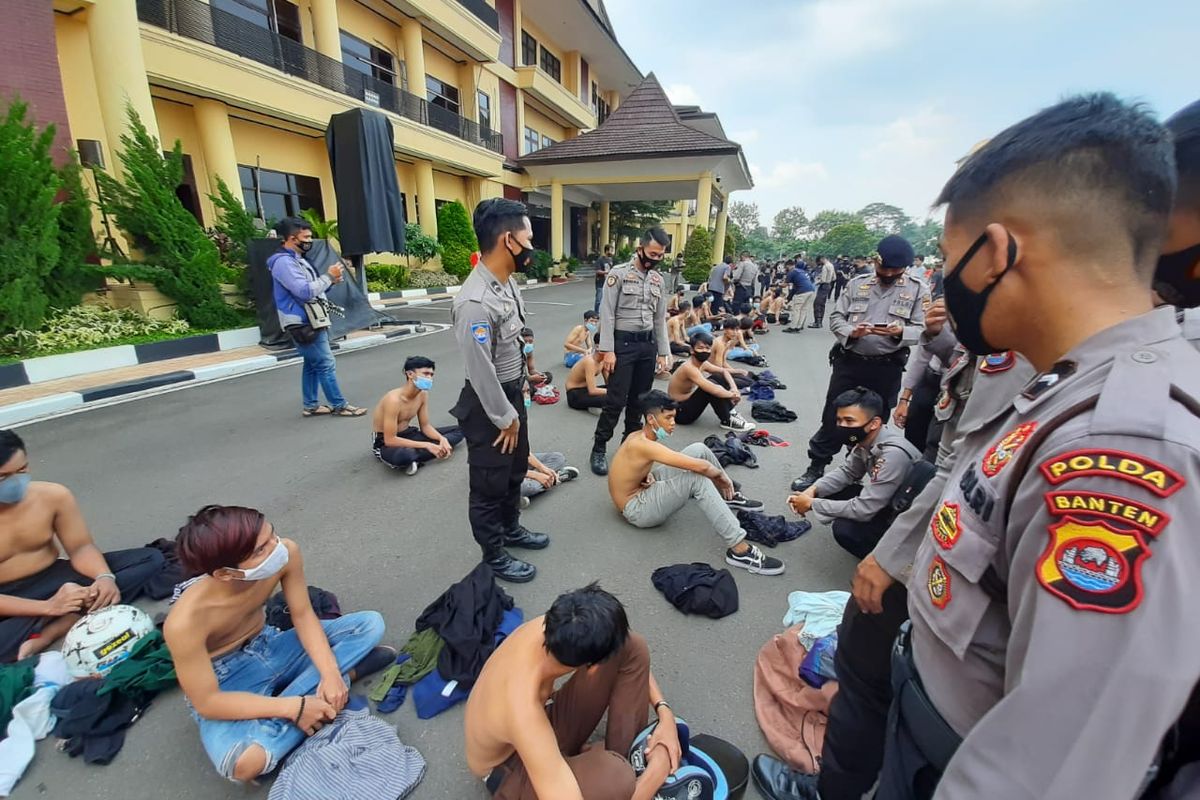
[137,0,503,154]
[456,0,500,32]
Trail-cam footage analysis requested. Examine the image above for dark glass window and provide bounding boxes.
[478,91,492,132]
[541,134,553,150]
[520,31,537,67]
[524,127,540,155]
[539,47,561,83]
[596,94,610,125]
[239,165,324,223]
[340,31,395,84]
[426,75,460,114]
[212,0,299,40]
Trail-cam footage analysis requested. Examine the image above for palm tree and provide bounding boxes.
[300,208,338,245]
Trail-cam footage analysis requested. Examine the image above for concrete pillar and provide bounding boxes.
[675,200,689,255]
[599,201,611,250]
[458,62,479,122]
[309,0,343,62]
[194,100,241,204]
[465,176,486,214]
[88,0,160,177]
[550,180,564,260]
[695,173,714,232]
[415,159,438,238]
[516,93,526,153]
[713,203,729,263]
[401,21,427,99]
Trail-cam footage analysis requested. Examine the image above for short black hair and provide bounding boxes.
[723,254,735,265]
[543,583,629,667]
[833,386,885,419]
[739,317,753,330]
[936,93,1176,273]
[404,355,435,373]
[640,226,670,249]
[689,329,713,347]
[583,310,598,320]
[276,216,311,241]
[692,294,707,307]
[679,301,692,312]
[473,198,529,251]
[520,327,534,338]
[1167,100,1200,211]
[603,244,613,253]
[0,430,25,466]
[638,389,677,415]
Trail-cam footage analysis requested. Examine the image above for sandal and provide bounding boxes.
[302,405,332,417]
[331,405,367,417]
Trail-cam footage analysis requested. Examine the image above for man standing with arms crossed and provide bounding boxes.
[451,199,551,583]
[731,252,759,314]
[590,228,671,476]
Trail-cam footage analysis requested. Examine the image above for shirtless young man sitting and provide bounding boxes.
[566,333,608,411]
[0,430,164,662]
[465,584,681,800]
[665,305,693,358]
[607,391,783,575]
[710,321,757,390]
[666,331,754,432]
[563,311,598,369]
[165,505,393,782]
[371,355,465,475]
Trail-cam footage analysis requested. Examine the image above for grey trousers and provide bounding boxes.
[521,452,566,498]
[621,443,746,548]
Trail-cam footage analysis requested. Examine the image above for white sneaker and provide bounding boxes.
[720,413,756,432]
[520,496,531,509]
[406,462,420,476]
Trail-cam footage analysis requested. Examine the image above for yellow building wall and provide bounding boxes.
[55,15,108,165]
[433,171,467,205]
[522,105,568,145]
[394,161,417,222]
[423,45,460,91]
[291,0,317,50]
[520,19,564,66]
[228,117,337,218]
[151,98,222,224]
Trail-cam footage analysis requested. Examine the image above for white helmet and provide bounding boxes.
[61,605,155,678]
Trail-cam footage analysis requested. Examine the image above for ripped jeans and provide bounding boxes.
[191,610,384,780]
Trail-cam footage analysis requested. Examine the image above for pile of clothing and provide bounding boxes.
[731,353,768,367]
[265,586,343,630]
[532,385,560,405]
[703,433,759,469]
[0,652,71,795]
[371,563,522,719]
[751,400,798,423]
[738,430,790,448]
[755,370,787,390]
[736,510,812,548]
[650,563,739,619]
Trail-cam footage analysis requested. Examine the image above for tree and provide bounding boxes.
[807,210,859,240]
[48,154,98,311]
[728,200,760,233]
[904,216,944,256]
[815,222,876,259]
[403,222,440,267]
[725,220,746,256]
[300,208,338,246]
[608,200,674,242]
[772,206,808,241]
[209,176,259,269]
[857,202,909,236]
[682,226,714,284]
[436,200,479,279]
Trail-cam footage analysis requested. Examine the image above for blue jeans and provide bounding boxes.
[728,347,756,360]
[594,285,604,313]
[685,323,713,338]
[292,330,347,410]
[192,610,384,780]
[564,352,584,368]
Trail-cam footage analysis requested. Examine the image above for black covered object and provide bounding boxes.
[751,400,798,422]
[143,538,186,601]
[691,734,750,800]
[51,678,147,765]
[325,108,406,257]
[415,563,514,687]
[736,510,812,548]
[703,434,759,469]
[651,563,739,619]
[265,585,343,631]
[247,239,390,346]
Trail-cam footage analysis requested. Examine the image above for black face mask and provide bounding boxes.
[507,236,535,273]
[1153,243,1200,308]
[876,270,902,285]
[692,350,711,363]
[297,240,313,254]
[638,249,664,270]
[943,231,1016,355]
[834,423,872,447]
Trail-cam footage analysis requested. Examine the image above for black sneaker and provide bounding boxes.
[590,450,608,476]
[790,467,823,492]
[485,550,537,583]
[556,466,580,483]
[720,413,756,433]
[726,490,763,510]
[726,544,785,576]
[350,646,397,683]
[752,753,821,800]
[503,525,550,550]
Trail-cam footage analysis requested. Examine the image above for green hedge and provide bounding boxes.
[682,227,714,284]
[436,201,478,279]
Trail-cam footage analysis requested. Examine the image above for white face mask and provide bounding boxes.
[234,538,289,581]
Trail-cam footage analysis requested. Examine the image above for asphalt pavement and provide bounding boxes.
[12,278,858,800]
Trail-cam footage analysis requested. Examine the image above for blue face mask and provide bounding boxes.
[414,376,434,391]
[585,322,597,333]
[523,343,534,355]
[650,415,671,441]
[0,473,30,505]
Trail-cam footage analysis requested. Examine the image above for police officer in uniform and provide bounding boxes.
[792,235,931,492]
[873,96,1200,800]
[450,199,549,583]
[589,227,671,476]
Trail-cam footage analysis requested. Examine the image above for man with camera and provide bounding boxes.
[268,216,365,417]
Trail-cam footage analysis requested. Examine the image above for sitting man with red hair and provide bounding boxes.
[164,505,394,782]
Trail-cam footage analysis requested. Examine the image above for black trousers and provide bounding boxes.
[566,387,607,410]
[823,485,895,559]
[0,548,165,662]
[593,334,658,450]
[819,584,911,800]
[674,376,734,425]
[833,279,848,301]
[669,341,691,357]
[812,283,833,325]
[453,380,530,556]
[807,351,905,470]
[373,425,464,468]
[904,368,940,454]
[709,290,725,313]
[732,284,752,314]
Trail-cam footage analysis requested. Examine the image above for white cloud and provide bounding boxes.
[753,160,830,189]
[730,128,760,144]
[664,83,702,106]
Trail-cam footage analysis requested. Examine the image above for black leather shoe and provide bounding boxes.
[807,322,822,328]
[590,450,608,476]
[790,467,823,492]
[751,754,821,800]
[485,550,537,583]
[504,525,549,550]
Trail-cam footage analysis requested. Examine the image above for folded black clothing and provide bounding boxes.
[265,585,343,631]
[651,563,739,619]
[703,434,759,469]
[143,538,187,601]
[751,400,798,422]
[736,510,812,548]
[416,563,514,687]
[51,678,149,765]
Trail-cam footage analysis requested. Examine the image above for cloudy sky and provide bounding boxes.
[603,0,1198,230]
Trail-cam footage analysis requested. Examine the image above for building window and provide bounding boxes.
[524,127,540,154]
[426,76,460,114]
[539,47,561,83]
[520,31,538,67]
[596,94,611,125]
[340,31,395,84]
[478,90,492,132]
[213,0,300,41]
[541,134,553,150]
[238,164,324,223]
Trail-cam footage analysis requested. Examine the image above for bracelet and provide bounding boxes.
[654,700,671,714]
[897,397,910,405]
[294,696,306,726]
[94,572,116,582]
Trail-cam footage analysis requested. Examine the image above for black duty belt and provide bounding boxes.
[835,345,910,365]
[615,329,655,343]
[891,622,962,772]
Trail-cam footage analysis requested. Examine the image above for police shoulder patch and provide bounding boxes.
[980,421,1038,477]
[1036,516,1152,614]
[607,275,618,286]
[470,321,491,344]
[979,351,1016,374]
[1039,449,1185,497]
